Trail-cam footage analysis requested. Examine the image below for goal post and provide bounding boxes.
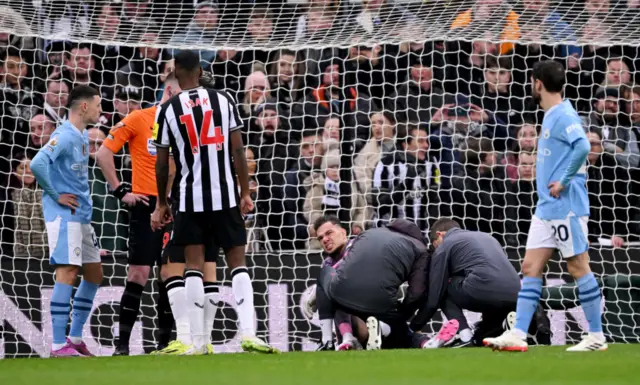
[0,0,639,357]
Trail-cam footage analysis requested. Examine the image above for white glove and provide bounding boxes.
[303,289,317,319]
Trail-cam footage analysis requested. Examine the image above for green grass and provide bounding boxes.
[1,345,639,385]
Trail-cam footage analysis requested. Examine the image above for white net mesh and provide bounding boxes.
[1,0,640,357]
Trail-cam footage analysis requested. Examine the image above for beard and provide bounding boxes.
[532,87,541,105]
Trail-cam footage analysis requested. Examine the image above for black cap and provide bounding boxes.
[116,84,142,101]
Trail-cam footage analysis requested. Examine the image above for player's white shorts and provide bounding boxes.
[526,214,589,258]
[46,216,100,266]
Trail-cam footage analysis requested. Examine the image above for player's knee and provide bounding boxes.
[566,252,591,279]
[82,263,103,284]
[127,265,151,285]
[521,258,544,278]
[160,262,184,282]
[56,265,81,285]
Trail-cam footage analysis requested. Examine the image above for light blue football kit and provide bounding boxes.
[31,120,99,266]
[527,100,591,258]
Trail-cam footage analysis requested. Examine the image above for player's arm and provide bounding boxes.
[552,120,591,194]
[227,93,253,214]
[409,246,450,332]
[166,154,176,200]
[31,134,78,211]
[155,147,171,207]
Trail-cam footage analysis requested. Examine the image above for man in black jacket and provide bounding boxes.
[412,218,548,347]
[310,215,430,351]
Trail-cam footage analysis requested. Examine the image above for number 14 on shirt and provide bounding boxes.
[180,110,224,154]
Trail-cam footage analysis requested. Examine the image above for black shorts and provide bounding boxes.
[161,218,219,264]
[128,195,164,266]
[165,206,246,262]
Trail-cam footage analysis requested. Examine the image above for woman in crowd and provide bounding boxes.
[501,122,538,181]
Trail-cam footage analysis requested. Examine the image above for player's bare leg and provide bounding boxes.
[183,245,206,355]
[565,252,607,351]
[153,261,191,355]
[203,262,219,355]
[226,245,279,354]
[484,248,554,352]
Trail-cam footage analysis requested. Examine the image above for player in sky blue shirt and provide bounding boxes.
[535,99,590,220]
[484,61,606,353]
[30,85,104,357]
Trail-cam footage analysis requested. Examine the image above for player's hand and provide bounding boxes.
[611,236,625,248]
[58,193,79,214]
[151,204,172,231]
[240,194,254,215]
[121,193,149,207]
[548,181,565,198]
[351,224,363,235]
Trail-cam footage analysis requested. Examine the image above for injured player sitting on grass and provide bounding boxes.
[305,215,450,351]
[410,218,550,348]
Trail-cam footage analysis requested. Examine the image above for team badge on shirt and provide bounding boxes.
[543,129,550,139]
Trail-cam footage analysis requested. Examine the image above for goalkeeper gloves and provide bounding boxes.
[111,183,131,200]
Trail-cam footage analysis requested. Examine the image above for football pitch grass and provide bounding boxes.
[2,345,639,385]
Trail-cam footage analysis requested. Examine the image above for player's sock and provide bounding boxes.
[185,270,205,348]
[514,276,543,339]
[231,267,255,338]
[156,280,174,348]
[117,281,144,348]
[320,319,333,344]
[379,321,391,337]
[459,328,473,343]
[165,276,191,345]
[69,280,99,344]
[51,282,73,350]
[204,282,220,344]
[577,273,604,339]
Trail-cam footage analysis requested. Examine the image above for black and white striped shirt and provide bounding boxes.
[154,87,243,212]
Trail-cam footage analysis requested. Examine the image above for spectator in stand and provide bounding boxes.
[450,137,507,243]
[62,43,114,112]
[293,0,348,44]
[585,129,637,247]
[117,32,164,106]
[87,127,127,254]
[304,149,366,249]
[581,88,633,165]
[292,55,374,142]
[505,151,537,247]
[243,146,259,230]
[38,0,91,42]
[155,59,175,103]
[372,124,441,232]
[284,132,324,248]
[170,1,222,67]
[24,114,55,157]
[351,0,416,38]
[210,49,255,102]
[388,53,445,125]
[99,85,143,133]
[241,70,271,144]
[119,0,158,38]
[450,0,519,55]
[501,121,538,181]
[5,153,47,259]
[0,47,36,178]
[443,31,497,96]
[353,111,396,204]
[622,85,640,169]
[598,56,633,92]
[267,49,305,121]
[41,77,69,124]
[252,98,300,250]
[246,6,275,47]
[471,56,525,129]
[321,115,340,152]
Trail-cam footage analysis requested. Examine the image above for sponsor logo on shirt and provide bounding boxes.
[147,139,157,156]
[565,123,581,134]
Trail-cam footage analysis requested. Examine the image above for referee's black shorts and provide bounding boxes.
[128,195,164,266]
[161,204,220,264]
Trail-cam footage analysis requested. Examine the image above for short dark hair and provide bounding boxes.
[174,50,201,72]
[484,55,511,71]
[429,218,460,241]
[67,85,100,109]
[460,137,494,166]
[397,123,426,147]
[531,60,565,93]
[313,214,342,232]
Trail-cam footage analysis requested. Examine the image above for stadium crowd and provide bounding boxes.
[0,0,639,258]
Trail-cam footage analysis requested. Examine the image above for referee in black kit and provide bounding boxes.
[151,50,278,355]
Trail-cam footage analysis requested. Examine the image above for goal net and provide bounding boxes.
[1,0,639,357]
